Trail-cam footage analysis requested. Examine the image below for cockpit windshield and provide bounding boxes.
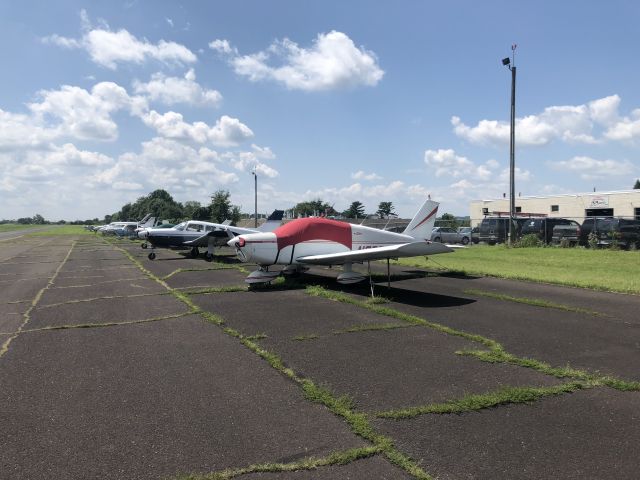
[174,222,187,231]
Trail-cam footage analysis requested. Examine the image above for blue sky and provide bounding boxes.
[1,0,639,220]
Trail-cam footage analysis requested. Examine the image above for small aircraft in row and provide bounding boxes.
[227,198,455,285]
[141,210,284,261]
[89,214,156,236]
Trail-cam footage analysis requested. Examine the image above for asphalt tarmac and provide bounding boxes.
[1,234,638,479]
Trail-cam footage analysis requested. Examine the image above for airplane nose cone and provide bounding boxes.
[227,236,245,248]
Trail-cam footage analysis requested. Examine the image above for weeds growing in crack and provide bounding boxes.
[175,446,381,480]
[377,382,588,419]
[306,285,640,392]
[464,289,606,316]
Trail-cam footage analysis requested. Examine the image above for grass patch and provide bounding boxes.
[0,224,46,233]
[26,225,93,236]
[333,323,413,334]
[377,382,587,419]
[396,245,640,294]
[183,286,247,295]
[293,334,320,341]
[464,289,605,316]
[306,285,640,392]
[176,446,381,480]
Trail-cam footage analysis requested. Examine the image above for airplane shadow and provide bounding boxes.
[250,271,475,309]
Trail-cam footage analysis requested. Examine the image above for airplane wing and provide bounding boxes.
[296,241,454,265]
[184,230,229,247]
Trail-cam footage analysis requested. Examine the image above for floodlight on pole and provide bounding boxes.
[502,45,517,245]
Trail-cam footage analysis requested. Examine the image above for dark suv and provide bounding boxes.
[579,217,640,248]
[520,218,579,244]
[478,217,530,244]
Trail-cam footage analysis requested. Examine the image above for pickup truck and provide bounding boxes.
[551,221,581,246]
[430,227,471,245]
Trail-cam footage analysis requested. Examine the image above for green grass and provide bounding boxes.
[396,245,640,294]
[464,289,605,316]
[377,382,588,419]
[0,224,46,233]
[26,225,93,236]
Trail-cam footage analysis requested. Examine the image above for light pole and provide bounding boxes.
[252,169,258,228]
[502,44,517,246]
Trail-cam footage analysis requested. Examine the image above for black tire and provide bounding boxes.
[141,243,147,249]
[433,237,441,243]
[190,247,199,258]
[461,236,470,245]
[148,252,156,260]
[204,253,213,262]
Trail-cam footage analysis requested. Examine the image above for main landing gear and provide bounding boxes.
[148,251,156,260]
[190,246,199,258]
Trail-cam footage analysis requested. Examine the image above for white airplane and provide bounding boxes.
[97,214,156,236]
[143,210,284,261]
[227,199,455,285]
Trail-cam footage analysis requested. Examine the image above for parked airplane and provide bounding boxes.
[97,214,156,236]
[227,199,454,285]
[143,210,284,261]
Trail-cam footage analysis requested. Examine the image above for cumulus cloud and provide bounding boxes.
[604,109,640,141]
[89,137,239,194]
[28,82,143,142]
[132,69,222,107]
[141,111,254,146]
[451,94,628,147]
[43,10,196,69]
[223,144,279,178]
[211,31,384,91]
[424,148,496,180]
[550,156,635,180]
[351,170,382,181]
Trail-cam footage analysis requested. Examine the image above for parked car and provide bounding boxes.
[430,226,471,245]
[551,221,581,246]
[457,227,472,245]
[477,217,530,244]
[520,218,579,244]
[471,226,480,244]
[579,217,640,248]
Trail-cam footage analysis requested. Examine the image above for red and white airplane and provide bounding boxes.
[227,198,454,284]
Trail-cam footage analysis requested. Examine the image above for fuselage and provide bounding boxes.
[145,221,227,248]
[229,217,414,266]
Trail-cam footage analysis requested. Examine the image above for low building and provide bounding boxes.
[470,189,640,226]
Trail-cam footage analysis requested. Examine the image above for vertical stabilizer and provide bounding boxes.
[402,199,439,240]
[258,209,284,232]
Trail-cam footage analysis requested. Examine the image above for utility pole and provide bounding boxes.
[502,44,517,245]
[252,169,258,228]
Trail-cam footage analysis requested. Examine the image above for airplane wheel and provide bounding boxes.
[190,247,199,258]
[461,237,470,245]
[204,253,213,262]
[148,252,156,260]
[141,243,147,249]
[433,237,441,243]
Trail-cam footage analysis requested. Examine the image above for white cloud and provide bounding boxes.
[424,148,496,180]
[451,94,630,147]
[351,170,382,181]
[43,10,196,69]
[142,111,253,146]
[223,145,279,178]
[28,82,143,142]
[604,108,640,141]
[213,31,384,91]
[133,69,222,108]
[550,156,635,180]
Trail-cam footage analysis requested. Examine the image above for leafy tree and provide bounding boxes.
[343,201,366,219]
[230,205,242,224]
[292,199,333,217]
[183,201,202,219]
[209,190,235,223]
[32,214,46,224]
[376,201,396,219]
[634,179,640,189]
[436,213,459,229]
[111,189,184,223]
